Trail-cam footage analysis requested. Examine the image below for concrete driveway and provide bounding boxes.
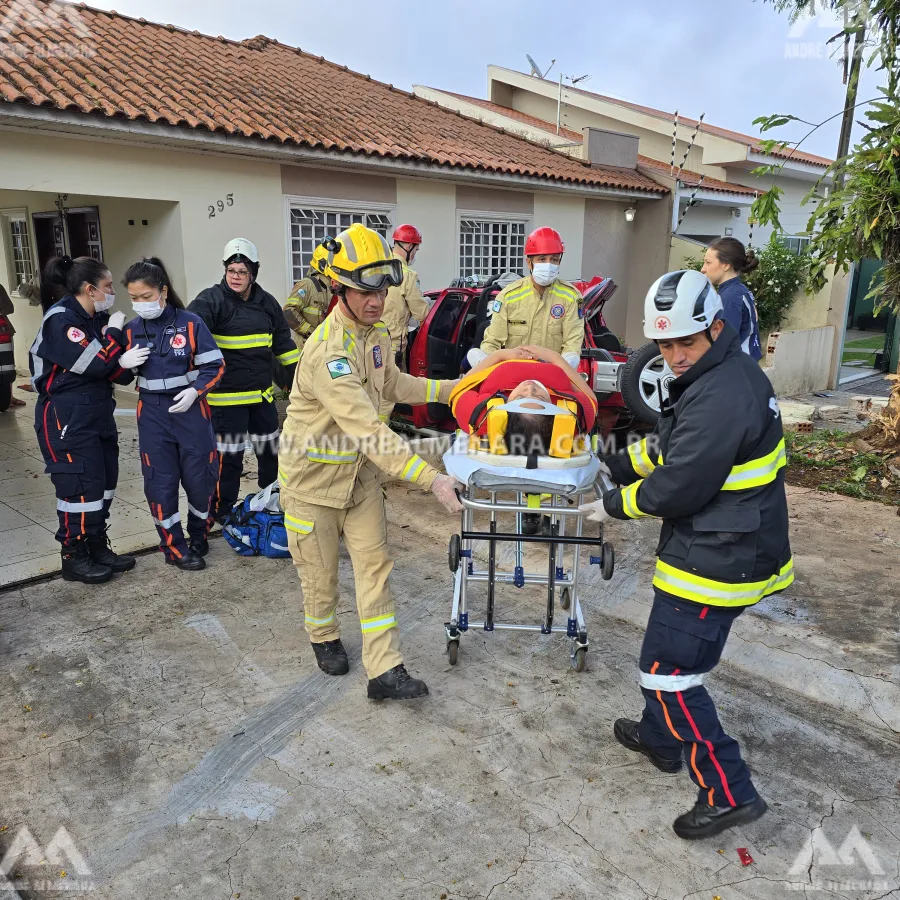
[1,483,899,900]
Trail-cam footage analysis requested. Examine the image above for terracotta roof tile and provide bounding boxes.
[0,1,665,194]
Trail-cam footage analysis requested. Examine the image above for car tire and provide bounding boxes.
[620,342,673,426]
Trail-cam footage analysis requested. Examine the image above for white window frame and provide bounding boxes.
[776,234,811,255]
[283,195,397,291]
[1,208,36,295]
[456,209,533,281]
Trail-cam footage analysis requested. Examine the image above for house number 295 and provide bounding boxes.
[208,194,234,218]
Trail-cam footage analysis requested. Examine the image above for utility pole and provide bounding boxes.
[834,4,867,189]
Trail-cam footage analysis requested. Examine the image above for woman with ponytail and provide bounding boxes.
[29,255,150,584]
[701,238,763,361]
[121,258,224,571]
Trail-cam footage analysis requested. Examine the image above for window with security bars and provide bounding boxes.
[289,207,392,282]
[7,217,34,287]
[459,218,527,279]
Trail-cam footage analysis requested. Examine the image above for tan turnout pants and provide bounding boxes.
[283,489,402,679]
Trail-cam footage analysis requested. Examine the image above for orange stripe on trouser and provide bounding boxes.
[651,661,683,741]
[675,689,737,807]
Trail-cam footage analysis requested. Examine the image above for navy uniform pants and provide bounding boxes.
[638,589,758,808]
[210,401,280,518]
[35,393,118,548]
[138,392,218,560]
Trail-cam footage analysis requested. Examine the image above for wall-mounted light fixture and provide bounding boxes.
[624,207,636,223]
[730,207,741,218]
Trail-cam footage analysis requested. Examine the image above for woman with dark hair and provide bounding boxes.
[701,238,763,360]
[121,258,225,571]
[30,255,150,583]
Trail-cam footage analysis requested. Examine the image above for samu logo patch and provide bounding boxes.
[326,358,352,379]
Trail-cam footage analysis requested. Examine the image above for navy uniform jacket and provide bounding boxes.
[121,304,224,397]
[718,277,762,361]
[29,296,128,398]
[603,324,792,608]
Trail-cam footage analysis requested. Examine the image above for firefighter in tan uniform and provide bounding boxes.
[378,224,431,422]
[468,227,584,370]
[283,243,333,350]
[279,223,463,701]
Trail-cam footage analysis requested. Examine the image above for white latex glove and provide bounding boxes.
[107,311,126,331]
[169,387,199,414]
[578,498,611,523]
[466,347,487,368]
[431,473,465,514]
[120,345,151,369]
[562,352,581,369]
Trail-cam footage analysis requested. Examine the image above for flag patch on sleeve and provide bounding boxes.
[326,358,352,379]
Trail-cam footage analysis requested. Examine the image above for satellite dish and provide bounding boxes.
[526,54,544,78]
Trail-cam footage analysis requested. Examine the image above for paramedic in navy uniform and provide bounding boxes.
[121,258,225,571]
[701,237,763,361]
[29,255,150,584]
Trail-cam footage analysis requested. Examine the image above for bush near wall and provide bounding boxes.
[684,237,809,334]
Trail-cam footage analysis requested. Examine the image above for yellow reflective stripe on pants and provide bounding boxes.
[627,438,656,478]
[284,513,313,534]
[360,613,396,634]
[653,558,794,607]
[306,612,335,626]
[722,439,787,490]
[307,447,358,464]
[207,390,265,405]
[401,455,427,483]
[276,348,301,365]
[621,481,649,519]
[211,333,273,349]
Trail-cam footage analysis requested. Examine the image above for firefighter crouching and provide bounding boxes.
[283,242,333,350]
[278,223,463,701]
[580,270,791,840]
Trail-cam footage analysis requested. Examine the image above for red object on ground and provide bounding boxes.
[736,848,754,866]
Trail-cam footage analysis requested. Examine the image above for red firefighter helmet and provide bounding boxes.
[525,227,565,257]
[392,224,423,245]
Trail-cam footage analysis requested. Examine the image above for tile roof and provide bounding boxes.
[432,91,761,198]
[0,2,666,195]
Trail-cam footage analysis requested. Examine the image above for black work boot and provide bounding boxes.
[189,537,209,558]
[312,639,349,676]
[86,528,136,573]
[614,718,683,773]
[165,550,206,571]
[367,664,429,701]
[673,795,768,840]
[61,543,112,584]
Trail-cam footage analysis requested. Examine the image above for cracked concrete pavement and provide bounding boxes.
[1,483,898,899]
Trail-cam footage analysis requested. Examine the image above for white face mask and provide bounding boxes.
[93,292,116,312]
[132,298,164,320]
[531,263,559,286]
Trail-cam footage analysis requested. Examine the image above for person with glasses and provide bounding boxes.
[278,223,464,701]
[120,258,225,571]
[189,239,300,522]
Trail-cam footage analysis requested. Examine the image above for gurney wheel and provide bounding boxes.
[601,542,615,581]
[560,587,571,611]
[448,534,461,573]
[571,647,586,673]
[447,640,459,666]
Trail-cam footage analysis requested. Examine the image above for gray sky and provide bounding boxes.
[88,0,878,158]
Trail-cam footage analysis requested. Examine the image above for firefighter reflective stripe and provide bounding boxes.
[69,339,103,374]
[312,319,331,342]
[154,511,182,529]
[378,414,390,423]
[285,513,314,534]
[103,489,115,501]
[0,364,15,373]
[627,438,657,478]
[211,333,273,350]
[193,349,224,365]
[207,388,273,405]
[278,466,288,486]
[306,611,335,626]
[218,438,252,452]
[307,446,358,465]
[653,558,795,607]
[374,323,389,338]
[187,502,209,519]
[401,455,428,483]
[722,440,787,491]
[360,613,396,634]
[639,671,705,692]
[276,348,301,365]
[425,379,440,402]
[342,331,356,354]
[136,370,200,391]
[57,498,104,512]
[503,284,532,305]
[621,481,649,519]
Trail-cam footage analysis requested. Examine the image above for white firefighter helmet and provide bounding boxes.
[223,238,259,266]
[643,270,723,340]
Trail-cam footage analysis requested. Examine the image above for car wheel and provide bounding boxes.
[620,342,674,425]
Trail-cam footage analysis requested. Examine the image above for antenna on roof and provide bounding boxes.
[570,73,590,84]
[674,112,705,180]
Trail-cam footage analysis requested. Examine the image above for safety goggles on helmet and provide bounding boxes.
[328,255,403,291]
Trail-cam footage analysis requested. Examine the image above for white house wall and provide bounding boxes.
[396,178,457,290]
[532,193,585,282]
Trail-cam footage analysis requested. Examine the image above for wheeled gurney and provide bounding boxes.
[442,432,616,672]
